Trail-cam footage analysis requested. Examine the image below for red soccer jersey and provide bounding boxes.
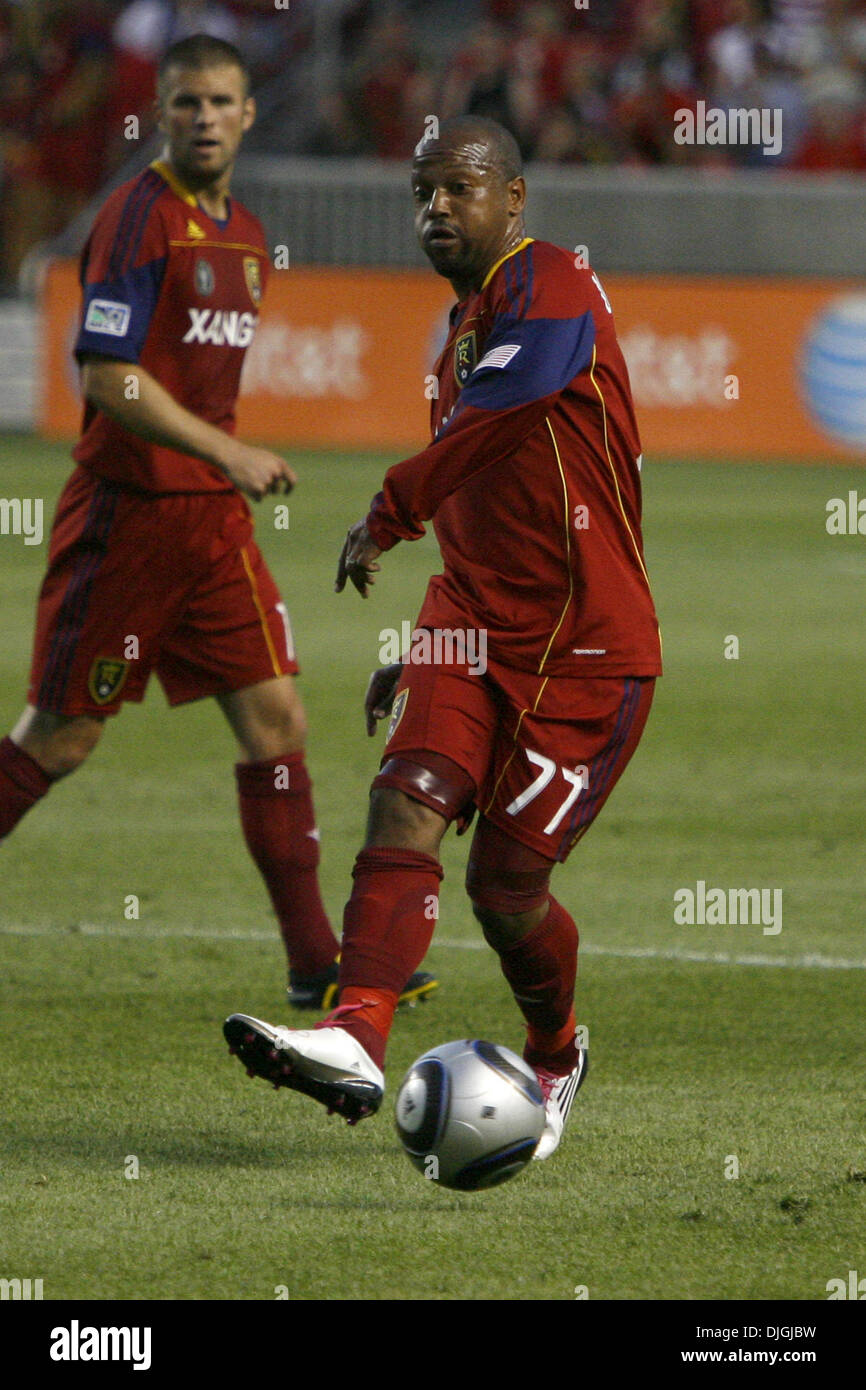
[72,158,269,493]
[366,237,662,678]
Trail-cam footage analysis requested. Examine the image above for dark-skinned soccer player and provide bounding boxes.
[225,117,660,1157]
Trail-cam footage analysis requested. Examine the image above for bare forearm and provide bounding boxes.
[80,356,296,500]
[81,357,234,471]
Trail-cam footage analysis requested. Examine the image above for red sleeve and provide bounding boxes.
[82,175,168,282]
[366,398,554,550]
[75,171,168,364]
[365,246,598,550]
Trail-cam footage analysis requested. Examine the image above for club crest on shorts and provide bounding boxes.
[243,256,263,305]
[454,329,477,387]
[387,688,409,742]
[195,257,214,296]
[88,657,129,706]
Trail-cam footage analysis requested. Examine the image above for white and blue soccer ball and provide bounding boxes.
[394,1039,545,1191]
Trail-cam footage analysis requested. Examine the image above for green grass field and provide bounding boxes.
[1,433,864,1302]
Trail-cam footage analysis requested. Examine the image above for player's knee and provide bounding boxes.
[472,900,550,951]
[238,696,307,759]
[268,701,307,754]
[365,785,447,855]
[464,810,554,947]
[366,755,475,854]
[466,844,552,950]
[465,854,551,917]
[16,713,104,779]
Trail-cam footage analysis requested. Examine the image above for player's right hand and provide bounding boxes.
[364,663,403,736]
[335,520,382,598]
[220,442,297,500]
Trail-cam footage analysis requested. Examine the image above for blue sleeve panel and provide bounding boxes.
[439,310,595,438]
[74,256,167,365]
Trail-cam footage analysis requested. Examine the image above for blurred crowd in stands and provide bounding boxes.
[319,0,866,168]
[2,0,866,287]
[0,0,300,286]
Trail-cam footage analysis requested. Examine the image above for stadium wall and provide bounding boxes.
[229,159,866,279]
[40,259,866,461]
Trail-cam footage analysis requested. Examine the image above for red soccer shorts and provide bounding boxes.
[383,653,654,862]
[29,467,297,717]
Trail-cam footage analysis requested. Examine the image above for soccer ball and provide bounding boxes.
[394,1039,546,1191]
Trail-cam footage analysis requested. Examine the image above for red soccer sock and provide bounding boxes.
[235,752,339,977]
[0,736,54,841]
[496,896,581,1074]
[334,846,444,1069]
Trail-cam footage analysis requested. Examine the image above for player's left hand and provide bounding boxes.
[364,662,403,736]
[335,521,382,598]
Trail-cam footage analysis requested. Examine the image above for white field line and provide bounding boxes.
[0,922,864,970]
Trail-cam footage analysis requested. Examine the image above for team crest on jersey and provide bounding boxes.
[186,218,206,240]
[88,658,129,706]
[387,688,409,742]
[243,256,262,305]
[454,329,477,386]
[195,258,214,296]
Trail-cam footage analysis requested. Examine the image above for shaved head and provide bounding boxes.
[410,115,527,298]
[413,117,523,183]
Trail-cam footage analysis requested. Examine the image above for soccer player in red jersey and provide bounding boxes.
[0,34,434,1012]
[225,117,662,1156]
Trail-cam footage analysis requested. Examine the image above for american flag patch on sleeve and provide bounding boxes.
[473,343,522,372]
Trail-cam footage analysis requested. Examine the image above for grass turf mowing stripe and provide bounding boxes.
[2,921,865,970]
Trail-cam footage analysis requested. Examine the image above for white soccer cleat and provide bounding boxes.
[532,1044,589,1160]
[223,1012,384,1124]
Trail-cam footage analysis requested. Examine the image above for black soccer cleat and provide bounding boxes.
[223,1013,384,1125]
[395,970,439,1008]
[287,962,439,1012]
